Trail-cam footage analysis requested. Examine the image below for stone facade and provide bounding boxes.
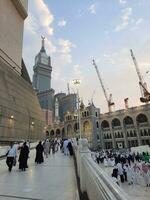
[0,0,45,142]
[0,0,28,74]
[100,104,150,149]
[46,102,150,150]
[46,103,100,149]
[0,59,44,141]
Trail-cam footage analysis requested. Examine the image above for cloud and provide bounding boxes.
[31,0,54,36]
[135,18,144,25]
[58,20,67,27]
[118,0,127,4]
[58,39,76,54]
[114,7,132,32]
[130,18,144,31]
[88,3,97,14]
[24,13,38,35]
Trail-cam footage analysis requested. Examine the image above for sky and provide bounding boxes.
[23,0,150,113]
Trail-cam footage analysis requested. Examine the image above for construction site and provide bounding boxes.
[54,49,150,150]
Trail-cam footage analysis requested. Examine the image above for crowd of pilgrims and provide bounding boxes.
[5,138,73,172]
[92,150,150,187]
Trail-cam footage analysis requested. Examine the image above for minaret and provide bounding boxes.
[32,36,52,92]
[55,98,60,123]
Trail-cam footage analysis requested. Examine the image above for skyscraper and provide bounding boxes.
[33,36,52,91]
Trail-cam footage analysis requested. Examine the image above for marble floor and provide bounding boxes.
[0,149,78,200]
[100,163,150,200]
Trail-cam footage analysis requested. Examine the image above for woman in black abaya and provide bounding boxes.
[35,141,44,164]
[18,142,29,171]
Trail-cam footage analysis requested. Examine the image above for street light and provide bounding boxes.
[72,79,81,139]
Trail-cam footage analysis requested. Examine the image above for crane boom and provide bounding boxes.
[130,49,150,102]
[92,59,114,112]
[130,49,144,85]
[92,59,109,102]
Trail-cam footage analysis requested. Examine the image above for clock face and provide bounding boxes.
[41,56,48,65]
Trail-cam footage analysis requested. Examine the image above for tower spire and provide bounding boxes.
[40,35,46,52]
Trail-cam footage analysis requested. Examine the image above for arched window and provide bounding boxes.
[112,118,121,128]
[74,123,79,131]
[50,130,54,136]
[136,114,148,124]
[67,124,72,137]
[101,120,109,129]
[124,116,134,126]
[46,131,49,137]
[83,121,91,138]
[56,129,60,136]
[96,121,99,128]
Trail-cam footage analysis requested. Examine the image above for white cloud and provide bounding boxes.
[88,3,97,14]
[58,20,67,27]
[58,39,76,54]
[118,0,127,4]
[24,13,38,35]
[114,7,132,32]
[31,0,54,36]
[135,18,144,25]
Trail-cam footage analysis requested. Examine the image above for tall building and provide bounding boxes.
[32,38,55,125]
[54,93,77,122]
[0,0,44,141]
[33,36,52,92]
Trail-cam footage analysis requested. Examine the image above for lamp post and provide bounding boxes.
[72,79,81,139]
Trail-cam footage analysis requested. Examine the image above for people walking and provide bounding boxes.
[35,141,44,164]
[18,142,29,171]
[6,142,17,172]
[43,139,50,158]
[63,139,69,155]
[67,140,73,156]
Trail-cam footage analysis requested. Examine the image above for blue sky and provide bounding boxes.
[23,0,150,113]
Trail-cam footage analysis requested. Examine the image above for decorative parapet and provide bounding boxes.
[11,0,28,19]
[100,103,150,119]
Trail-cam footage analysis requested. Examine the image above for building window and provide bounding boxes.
[95,112,98,117]
[96,121,99,128]
[134,130,137,137]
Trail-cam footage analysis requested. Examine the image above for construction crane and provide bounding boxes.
[130,49,150,103]
[92,59,115,112]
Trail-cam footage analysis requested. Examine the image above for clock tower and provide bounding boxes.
[32,36,52,91]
